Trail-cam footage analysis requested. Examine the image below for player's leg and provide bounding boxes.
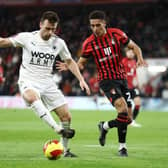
[99,80,131,156]
[114,97,130,156]
[98,80,130,155]
[127,91,133,121]
[43,85,76,157]
[98,81,118,145]
[98,84,119,146]
[130,88,141,127]
[22,88,63,134]
[113,82,134,156]
[132,95,141,127]
[98,96,130,155]
[133,96,141,120]
[126,90,140,127]
[53,105,77,157]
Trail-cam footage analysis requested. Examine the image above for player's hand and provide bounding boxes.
[79,79,91,95]
[56,61,68,72]
[136,58,148,67]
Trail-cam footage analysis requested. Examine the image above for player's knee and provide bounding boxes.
[23,89,39,105]
[24,95,39,105]
[121,106,128,113]
[116,103,128,113]
[114,99,128,112]
[114,98,128,112]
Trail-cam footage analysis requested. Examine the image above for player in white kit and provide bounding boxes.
[0,11,90,157]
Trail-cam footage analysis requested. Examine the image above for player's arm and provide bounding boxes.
[56,57,88,71]
[127,40,147,67]
[56,61,68,72]
[64,58,90,95]
[0,37,13,48]
[77,57,88,70]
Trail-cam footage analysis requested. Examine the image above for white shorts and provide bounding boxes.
[18,79,67,111]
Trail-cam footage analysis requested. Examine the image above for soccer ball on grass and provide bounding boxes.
[43,139,64,160]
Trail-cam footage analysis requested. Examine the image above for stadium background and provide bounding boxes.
[0,1,168,168]
[0,0,168,110]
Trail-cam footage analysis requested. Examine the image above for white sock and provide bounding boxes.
[132,120,135,124]
[60,121,70,152]
[31,100,62,133]
[103,121,110,130]
[119,143,127,150]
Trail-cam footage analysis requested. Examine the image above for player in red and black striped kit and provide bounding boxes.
[77,10,147,156]
[56,10,147,156]
[122,48,142,127]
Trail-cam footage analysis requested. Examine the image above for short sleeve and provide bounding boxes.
[114,28,129,46]
[59,40,72,60]
[9,32,29,47]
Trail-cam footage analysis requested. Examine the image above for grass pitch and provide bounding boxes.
[0,109,168,168]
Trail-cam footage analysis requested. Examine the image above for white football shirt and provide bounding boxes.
[9,31,72,84]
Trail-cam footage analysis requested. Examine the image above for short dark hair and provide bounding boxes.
[89,10,106,20]
[40,11,59,23]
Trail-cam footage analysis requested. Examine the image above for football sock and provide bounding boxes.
[60,121,70,152]
[103,121,110,130]
[31,100,62,133]
[116,112,128,143]
[105,113,130,130]
[119,143,127,150]
[107,119,118,129]
[133,105,140,120]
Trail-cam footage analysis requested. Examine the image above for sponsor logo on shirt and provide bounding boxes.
[53,46,57,50]
[30,51,55,67]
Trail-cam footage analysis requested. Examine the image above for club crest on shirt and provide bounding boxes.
[53,46,57,50]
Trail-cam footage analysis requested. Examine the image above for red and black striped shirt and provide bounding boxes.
[81,28,129,81]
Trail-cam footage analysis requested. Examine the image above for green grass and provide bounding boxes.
[0,109,168,168]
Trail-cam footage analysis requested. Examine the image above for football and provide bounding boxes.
[43,139,64,160]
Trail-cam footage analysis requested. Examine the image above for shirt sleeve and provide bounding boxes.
[59,40,72,60]
[114,28,130,46]
[9,32,28,47]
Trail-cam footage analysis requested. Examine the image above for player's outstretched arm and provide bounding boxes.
[127,39,148,67]
[55,61,68,72]
[56,57,88,72]
[64,58,91,95]
[0,37,13,48]
[77,57,88,70]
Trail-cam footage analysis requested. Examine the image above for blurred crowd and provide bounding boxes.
[0,2,167,97]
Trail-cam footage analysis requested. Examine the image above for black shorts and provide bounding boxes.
[99,79,132,106]
[129,88,140,99]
